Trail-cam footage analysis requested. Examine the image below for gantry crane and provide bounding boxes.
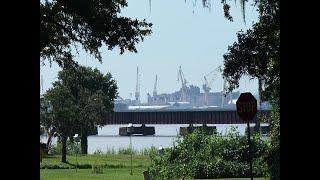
[177,66,188,102]
[153,75,157,97]
[221,77,234,107]
[215,66,232,107]
[202,67,220,106]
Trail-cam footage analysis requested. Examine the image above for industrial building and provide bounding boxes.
[113,66,271,112]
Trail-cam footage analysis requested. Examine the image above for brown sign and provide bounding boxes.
[236,92,257,121]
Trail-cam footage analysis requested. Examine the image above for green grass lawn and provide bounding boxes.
[41,154,151,167]
[41,168,146,180]
[202,178,269,180]
[40,155,268,180]
[40,154,150,180]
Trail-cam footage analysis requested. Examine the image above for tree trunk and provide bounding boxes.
[81,132,88,154]
[46,127,56,151]
[255,78,263,132]
[61,136,67,163]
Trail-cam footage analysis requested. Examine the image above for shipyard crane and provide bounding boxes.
[202,67,219,106]
[221,77,227,107]
[213,66,233,107]
[221,77,233,107]
[203,76,214,106]
[177,66,188,102]
[219,65,226,107]
[153,75,158,97]
[135,66,140,104]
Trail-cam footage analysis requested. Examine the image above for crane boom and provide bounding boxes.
[177,66,187,102]
[153,75,157,97]
[135,66,140,104]
[202,67,220,106]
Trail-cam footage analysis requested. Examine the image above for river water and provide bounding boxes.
[40,124,268,154]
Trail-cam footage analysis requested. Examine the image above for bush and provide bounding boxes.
[266,105,280,180]
[105,163,125,168]
[148,127,270,179]
[83,146,158,156]
[118,147,136,155]
[40,162,92,169]
[92,164,104,174]
[140,146,157,156]
[48,139,81,155]
[105,148,116,155]
[41,162,73,169]
[93,149,103,155]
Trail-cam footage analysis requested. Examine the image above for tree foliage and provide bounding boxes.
[180,0,249,22]
[42,83,78,162]
[44,84,78,140]
[40,0,152,67]
[41,66,118,160]
[266,104,280,180]
[221,1,280,179]
[149,128,269,179]
[222,0,280,104]
[40,96,53,135]
[56,66,118,154]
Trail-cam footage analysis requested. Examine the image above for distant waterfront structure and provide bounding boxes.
[113,83,273,112]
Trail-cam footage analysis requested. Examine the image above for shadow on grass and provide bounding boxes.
[64,161,92,169]
[41,160,148,170]
[42,155,57,158]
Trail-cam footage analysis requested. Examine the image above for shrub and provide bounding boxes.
[105,148,116,155]
[140,146,157,156]
[93,149,103,155]
[148,127,270,179]
[266,105,280,180]
[40,162,73,169]
[92,164,104,174]
[40,162,92,169]
[105,163,125,168]
[48,139,81,155]
[118,147,136,155]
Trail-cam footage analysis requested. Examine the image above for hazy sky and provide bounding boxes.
[40,0,260,103]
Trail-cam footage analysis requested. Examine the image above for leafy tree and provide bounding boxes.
[221,1,279,179]
[147,0,248,22]
[40,0,152,67]
[40,96,51,135]
[222,0,279,104]
[265,104,280,179]
[56,66,118,154]
[43,83,78,163]
[40,96,56,149]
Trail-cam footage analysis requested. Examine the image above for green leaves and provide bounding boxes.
[44,83,78,137]
[41,65,118,155]
[40,0,152,68]
[149,128,270,179]
[222,0,280,104]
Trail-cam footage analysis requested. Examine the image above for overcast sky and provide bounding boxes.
[40,0,260,103]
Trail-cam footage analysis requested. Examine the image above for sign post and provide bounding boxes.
[236,92,257,180]
[127,123,133,176]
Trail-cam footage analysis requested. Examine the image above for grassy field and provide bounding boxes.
[40,154,268,180]
[40,154,150,180]
[41,154,151,167]
[41,168,146,180]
